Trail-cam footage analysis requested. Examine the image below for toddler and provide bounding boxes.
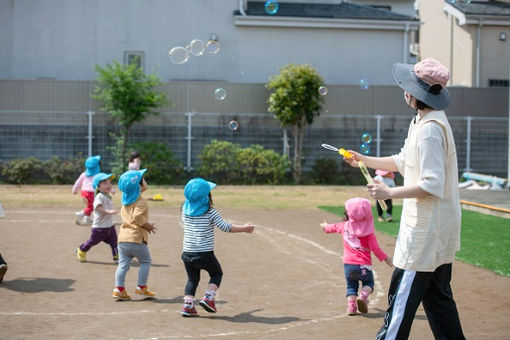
[374,170,395,222]
[180,178,255,317]
[72,155,101,225]
[75,173,119,263]
[321,197,393,315]
[128,150,141,170]
[113,169,156,301]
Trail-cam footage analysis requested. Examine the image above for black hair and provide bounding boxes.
[129,150,141,162]
[416,84,443,110]
[208,192,214,211]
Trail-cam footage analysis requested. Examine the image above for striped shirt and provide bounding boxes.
[181,208,232,252]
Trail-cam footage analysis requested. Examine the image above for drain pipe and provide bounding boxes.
[403,23,409,63]
[239,0,246,16]
[476,18,483,87]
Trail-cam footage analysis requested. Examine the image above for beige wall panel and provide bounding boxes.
[480,26,510,87]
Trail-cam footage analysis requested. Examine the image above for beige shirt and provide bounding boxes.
[118,196,149,244]
[392,111,461,272]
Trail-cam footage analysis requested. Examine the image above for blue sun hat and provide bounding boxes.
[92,172,114,190]
[85,155,101,177]
[118,169,147,205]
[183,178,216,216]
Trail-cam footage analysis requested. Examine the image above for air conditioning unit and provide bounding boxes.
[409,43,419,56]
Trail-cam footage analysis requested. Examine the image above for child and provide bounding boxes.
[113,169,156,301]
[320,197,393,315]
[128,150,141,170]
[374,170,395,222]
[180,178,255,317]
[75,173,119,263]
[72,155,101,225]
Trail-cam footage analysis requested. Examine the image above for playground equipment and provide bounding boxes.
[460,172,507,190]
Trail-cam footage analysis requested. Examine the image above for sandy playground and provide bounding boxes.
[1,202,509,339]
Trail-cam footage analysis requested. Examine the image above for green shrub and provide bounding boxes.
[197,140,242,184]
[238,145,288,184]
[2,157,44,184]
[129,141,184,184]
[44,156,85,184]
[310,158,340,184]
[197,140,289,184]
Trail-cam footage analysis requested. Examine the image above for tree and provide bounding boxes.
[93,60,169,174]
[266,64,324,183]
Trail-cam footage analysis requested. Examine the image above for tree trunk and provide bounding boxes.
[291,118,306,183]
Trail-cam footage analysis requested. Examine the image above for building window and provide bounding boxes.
[488,79,509,87]
[370,5,391,11]
[124,51,145,72]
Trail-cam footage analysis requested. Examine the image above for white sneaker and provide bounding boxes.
[83,215,93,225]
[75,211,85,225]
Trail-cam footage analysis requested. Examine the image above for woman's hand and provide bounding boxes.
[367,179,392,200]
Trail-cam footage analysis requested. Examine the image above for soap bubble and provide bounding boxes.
[359,78,370,90]
[318,86,328,96]
[265,0,279,15]
[447,0,456,3]
[463,0,471,3]
[361,132,373,144]
[206,40,221,54]
[228,120,239,130]
[168,46,190,64]
[360,143,370,155]
[214,88,227,101]
[189,39,205,56]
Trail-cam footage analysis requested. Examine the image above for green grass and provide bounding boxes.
[319,205,510,277]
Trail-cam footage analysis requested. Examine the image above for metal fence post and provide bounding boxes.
[465,116,472,172]
[87,111,94,157]
[185,111,195,171]
[375,114,382,157]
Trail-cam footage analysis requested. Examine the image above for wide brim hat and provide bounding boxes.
[392,60,451,110]
[92,172,114,190]
[85,155,101,177]
[183,178,216,217]
[344,197,375,237]
[118,169,147,205]
[375,169,395,179]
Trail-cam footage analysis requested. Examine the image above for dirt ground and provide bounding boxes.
[1,206,509,339]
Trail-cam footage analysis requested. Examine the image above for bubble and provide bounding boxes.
[206,40,221,55]
[359,78,370,90]
[361,132,372,144]
[264,0,279,15]
[360,143,370,155]
[214,88,227,101]
[188,39,205,56]
[168,46,190,64]
[463,0,471,3]
[318,86,328,96]
[447,0,456,3]
[228,120,239,130]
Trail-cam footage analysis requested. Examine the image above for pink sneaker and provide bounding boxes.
[199,297,217,313]
[181,304,199,317]
[357,290,369,314]
[347,300,357,315]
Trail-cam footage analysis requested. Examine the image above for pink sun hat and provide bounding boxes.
[344,197,375,237]
[375,169,395,179]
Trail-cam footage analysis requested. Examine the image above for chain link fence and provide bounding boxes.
[0,110,508,177]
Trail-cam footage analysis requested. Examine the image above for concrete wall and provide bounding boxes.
[1,0,415,85]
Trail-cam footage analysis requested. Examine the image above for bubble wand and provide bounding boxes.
[321,144,387,211]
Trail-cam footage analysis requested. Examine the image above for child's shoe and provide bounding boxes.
[112,288,131,301]
[377,216,384,222]
[75,247,87,262]
[75,211,84,225]
[181,304,199,317]
[113,255,119,263]
[385,215,393,222]
[199,297,217,313]
[83,215,93,225]
[135,286,156,299]
[347,300,357,315]
[0,264,7,284]
[357,289,370,314]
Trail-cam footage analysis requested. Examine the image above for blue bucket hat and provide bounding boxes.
[92,172,114,190]
[183,178,217,217]
[118,169,147,205]
[85,155,101,177]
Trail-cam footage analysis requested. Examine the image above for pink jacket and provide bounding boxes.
[72,172,94,193]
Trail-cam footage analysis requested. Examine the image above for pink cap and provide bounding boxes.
[375,169,395,179]
[344,197,374,237]
[413,58,450,88]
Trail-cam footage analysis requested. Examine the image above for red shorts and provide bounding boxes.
[81,190,95,216]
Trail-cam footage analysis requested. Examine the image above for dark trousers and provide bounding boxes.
[0,253,6,265]
[377,199,393,217]
[376,264,465,340]
[182,251,223,297]
[79,226,118,257]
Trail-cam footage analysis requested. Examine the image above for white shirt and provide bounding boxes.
[92,192,114,229]
[391,111,461,272]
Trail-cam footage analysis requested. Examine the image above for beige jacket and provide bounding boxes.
[118,197,149,244]
[392,111,461,272]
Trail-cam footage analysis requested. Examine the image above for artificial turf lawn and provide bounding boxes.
[318,205,510,277]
